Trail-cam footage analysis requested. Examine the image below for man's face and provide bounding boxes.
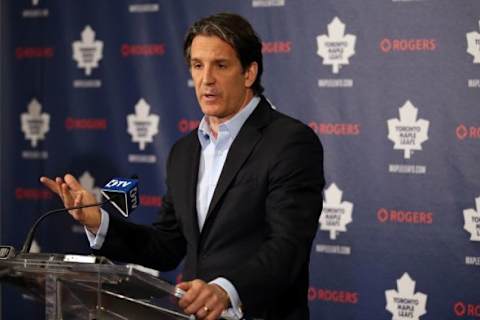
[190,35,257,126]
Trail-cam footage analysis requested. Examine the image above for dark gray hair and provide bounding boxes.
[184,13,264,95]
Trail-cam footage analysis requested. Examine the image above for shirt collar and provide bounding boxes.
[197,96,260,147]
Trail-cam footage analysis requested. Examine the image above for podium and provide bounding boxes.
[0,252,191,320]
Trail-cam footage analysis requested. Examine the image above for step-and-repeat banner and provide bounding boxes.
[1,0,480,319]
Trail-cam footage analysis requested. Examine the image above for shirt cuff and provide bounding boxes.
[210,277,243,320]
[85,209,109,249]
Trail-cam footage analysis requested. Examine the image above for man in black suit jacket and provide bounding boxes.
[41,13,324,320]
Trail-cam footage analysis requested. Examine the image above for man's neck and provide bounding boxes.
[208,92,254,138]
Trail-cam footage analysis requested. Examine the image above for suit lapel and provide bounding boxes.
[186,134,201,243]
[201,98,272,234]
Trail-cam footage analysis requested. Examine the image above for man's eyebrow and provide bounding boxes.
[190,57,231,63]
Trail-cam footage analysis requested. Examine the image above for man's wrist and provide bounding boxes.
[211,283,230,308]
[210,277,243,319]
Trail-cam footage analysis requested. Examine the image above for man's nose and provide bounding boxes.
[202,66,215,85]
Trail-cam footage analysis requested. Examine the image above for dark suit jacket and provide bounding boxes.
[97,96,325,319]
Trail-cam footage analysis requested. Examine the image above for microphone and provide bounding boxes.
[19,198,112,255]
[20,176,140,254]
[101,177,139,217]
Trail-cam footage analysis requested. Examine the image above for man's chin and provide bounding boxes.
[199,103,223,115]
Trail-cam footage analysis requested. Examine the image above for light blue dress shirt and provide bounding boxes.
[87,96,261,320]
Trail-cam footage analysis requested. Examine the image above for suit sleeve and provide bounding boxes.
[93,143,187,271]
[224,123,325,314]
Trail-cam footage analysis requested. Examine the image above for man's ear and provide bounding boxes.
[244,62,258,88]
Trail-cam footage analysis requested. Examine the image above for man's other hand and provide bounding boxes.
[40,174,101,233]
[177,279,230,320]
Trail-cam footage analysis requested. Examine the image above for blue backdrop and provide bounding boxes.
[1,0,480,319]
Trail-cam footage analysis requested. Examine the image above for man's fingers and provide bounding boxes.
[64,174,83,192]
[206,307,223,320]
[178,281,200,309]
[56,177,65,201]
[187,285,211,315]
[39,177,62,196]
[177,281,192,292]
[61,183,76,207]
[177,280,228,319]
[74,192,83,207]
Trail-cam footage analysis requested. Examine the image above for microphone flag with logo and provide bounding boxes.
[101,177,139,217]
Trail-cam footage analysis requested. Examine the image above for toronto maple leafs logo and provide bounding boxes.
[316,17,356,74]
[385,273,427,320]
[32,0,40,5]
[319,183,353,240]
[20,98,50,148]
[387,100,429,159]
[72,25,103,76]
[466,20,480,63]
[127,98,160,150]
[463,196,480,241]
[79,171,103,202]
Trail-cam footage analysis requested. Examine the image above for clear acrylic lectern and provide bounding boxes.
[0,252,191,320]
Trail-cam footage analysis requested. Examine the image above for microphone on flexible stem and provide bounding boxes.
[20,176,140,255]
[19,198,112,255]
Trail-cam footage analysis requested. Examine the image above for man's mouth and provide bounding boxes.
[203,93,219,101]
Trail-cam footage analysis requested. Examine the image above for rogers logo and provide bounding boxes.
[454,301,480,317]
[16,188,53,200]
[140,195,162,207]
[65,117,107,130]
[308,287,358,304]
[178,119,200,133]
[380,38,436,53]
[309,122,360,136]
[121,43,166,57]
[16,47,54,59]
[262,41,292,54]
[377,208,433,224]
[456,124,480,140]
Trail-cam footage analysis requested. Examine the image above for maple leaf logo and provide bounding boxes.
[385,273,427,320]
[319,183,353,240]
[316,17,356,74]
[32,0,40,6]
[127,98,160,150]
[387,100,429,159]
[463,196,480,241]
[72,25,104,76]
[79,171,103,202]
[466,20,480,63]
[20,98,50,148]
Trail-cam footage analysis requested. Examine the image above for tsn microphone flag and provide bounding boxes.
[101,178,139,217]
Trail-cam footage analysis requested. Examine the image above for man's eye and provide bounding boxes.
[192,64,202,69]
[218,63,227,69]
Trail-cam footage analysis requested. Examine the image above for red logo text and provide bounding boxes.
[121,43,166,57]
[16,188,53,200]
[456,124,480,140]
[262,41,292,54]
[16,47,54,59]
[377,208,433,224]
[309,122,360,136]
[454,301,480,317]
[65,118,107,130]
[140,195,162,207]
[308,287,358,304]
[380,38,436,53]
[178,119,200,133]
